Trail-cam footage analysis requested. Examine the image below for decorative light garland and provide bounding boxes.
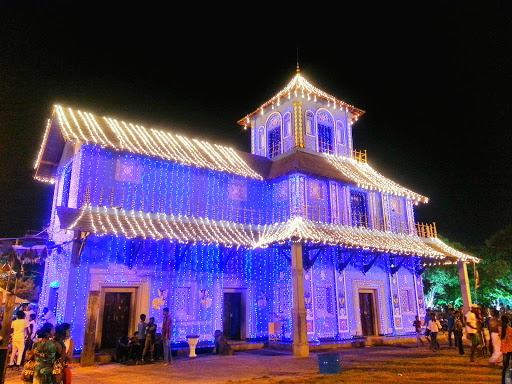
[237,73,366,127]
[38,105,263,182]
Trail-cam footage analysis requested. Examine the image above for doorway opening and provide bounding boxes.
[101,292,132,349]
[223,292,243,340]
[358,290,378,336]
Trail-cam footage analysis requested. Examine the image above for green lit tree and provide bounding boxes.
[423,228,512,309]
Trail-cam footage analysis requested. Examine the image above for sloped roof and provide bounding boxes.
[237,72,366,126]
[266,149,428,203]
[34,105,263,183]
[57,206,478,263]
[34,106,427,202]
[57,206,259,248]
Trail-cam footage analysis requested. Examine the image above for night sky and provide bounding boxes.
[0,1,511,248]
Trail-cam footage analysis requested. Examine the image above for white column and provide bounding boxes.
[457,261,472,314]
[291,239,309,357]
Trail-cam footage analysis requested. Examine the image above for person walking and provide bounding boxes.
[466,304,480,362]
[9,311,29,369]
[427,312,442,351]
[135,314,147,364]
[453,310,465,355]
[142,317,157,363]
[161,307,173,365]
[489,309,503,364]
[501,316,512,384]
[413,315,424,347]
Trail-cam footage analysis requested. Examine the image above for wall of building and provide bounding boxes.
[41,233,424,351]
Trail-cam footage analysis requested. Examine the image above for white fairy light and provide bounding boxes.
[34,119,52,169]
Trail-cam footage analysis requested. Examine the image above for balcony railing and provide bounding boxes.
[318,139,367,163]
[81,186,436,238]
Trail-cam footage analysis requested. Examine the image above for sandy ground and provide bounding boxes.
[5,345,502,384]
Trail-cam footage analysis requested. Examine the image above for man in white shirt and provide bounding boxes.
[427,312,442,351]
[465,304,480,362]
[41,307,57,326]
[10,311,29,367]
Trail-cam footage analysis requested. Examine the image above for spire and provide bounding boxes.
[296,48,300,75]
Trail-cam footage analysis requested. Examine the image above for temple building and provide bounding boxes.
[33,69,478,357]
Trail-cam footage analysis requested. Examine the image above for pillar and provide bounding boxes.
[0,293,16,347]
[291,239,309,357]
[457,261,472,314]
[81,291,100,367]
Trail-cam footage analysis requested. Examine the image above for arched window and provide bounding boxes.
[283,113,292,137]
[317,110,334,154]
[305,111,314,135]
[259,127,265,151]
[267,113,282,158]
[336,120,345,156]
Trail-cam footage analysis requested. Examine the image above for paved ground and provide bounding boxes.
[5,345,502,384]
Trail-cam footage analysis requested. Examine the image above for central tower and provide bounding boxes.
[238,68,366,160]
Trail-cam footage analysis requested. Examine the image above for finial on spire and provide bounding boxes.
[296,48,300,74]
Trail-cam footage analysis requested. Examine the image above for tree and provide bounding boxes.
[423,229,512,309]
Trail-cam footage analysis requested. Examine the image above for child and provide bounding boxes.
[20,349,35,382]
[413,315,424,347]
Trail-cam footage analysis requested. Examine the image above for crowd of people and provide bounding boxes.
[417,304,512,383]
[5,303,73,384]
[115,307,174,365]
[7,301,512,383]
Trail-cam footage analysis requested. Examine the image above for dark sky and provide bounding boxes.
[0,1,511,248]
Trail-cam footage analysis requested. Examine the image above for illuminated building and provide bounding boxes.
[34,69,478,356]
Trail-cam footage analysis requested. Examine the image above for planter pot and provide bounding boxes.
[186,335,200,358]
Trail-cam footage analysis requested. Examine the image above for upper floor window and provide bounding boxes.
[336,121,345,148]
[61,162,73,207]
[258,127,265,151]
[305,111,314,135]
[284,113,292,137]
[317,110,334,155]
[258,127,265,153]
[350,190,368,227]
[267,113,282,158]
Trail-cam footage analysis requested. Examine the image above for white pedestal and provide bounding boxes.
[187,337,199,357]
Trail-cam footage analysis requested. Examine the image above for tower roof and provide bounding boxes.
[237,72,366,126]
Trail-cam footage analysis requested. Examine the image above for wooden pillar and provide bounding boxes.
[0,293,17,347]
[291,239,309,357]
[457,261,472,314]
[81,291,100,367]
[0,292,15,384]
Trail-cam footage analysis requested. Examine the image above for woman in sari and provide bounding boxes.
[33,323,63,384]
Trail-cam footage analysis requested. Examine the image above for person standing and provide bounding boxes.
[23,313,38,364]
[142,317,157,363]
[489,309,503,364]
[161,307,173,365]
[33,323,62,384]
[413,315,424,347]
[9,311,29,368]
[501,316,512,384]
[453,310,465,355]
[427,312,441,351]
[446,306,455,348]
[135,314,147,364]
[466,304,480,362]
[41,307,58,327]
